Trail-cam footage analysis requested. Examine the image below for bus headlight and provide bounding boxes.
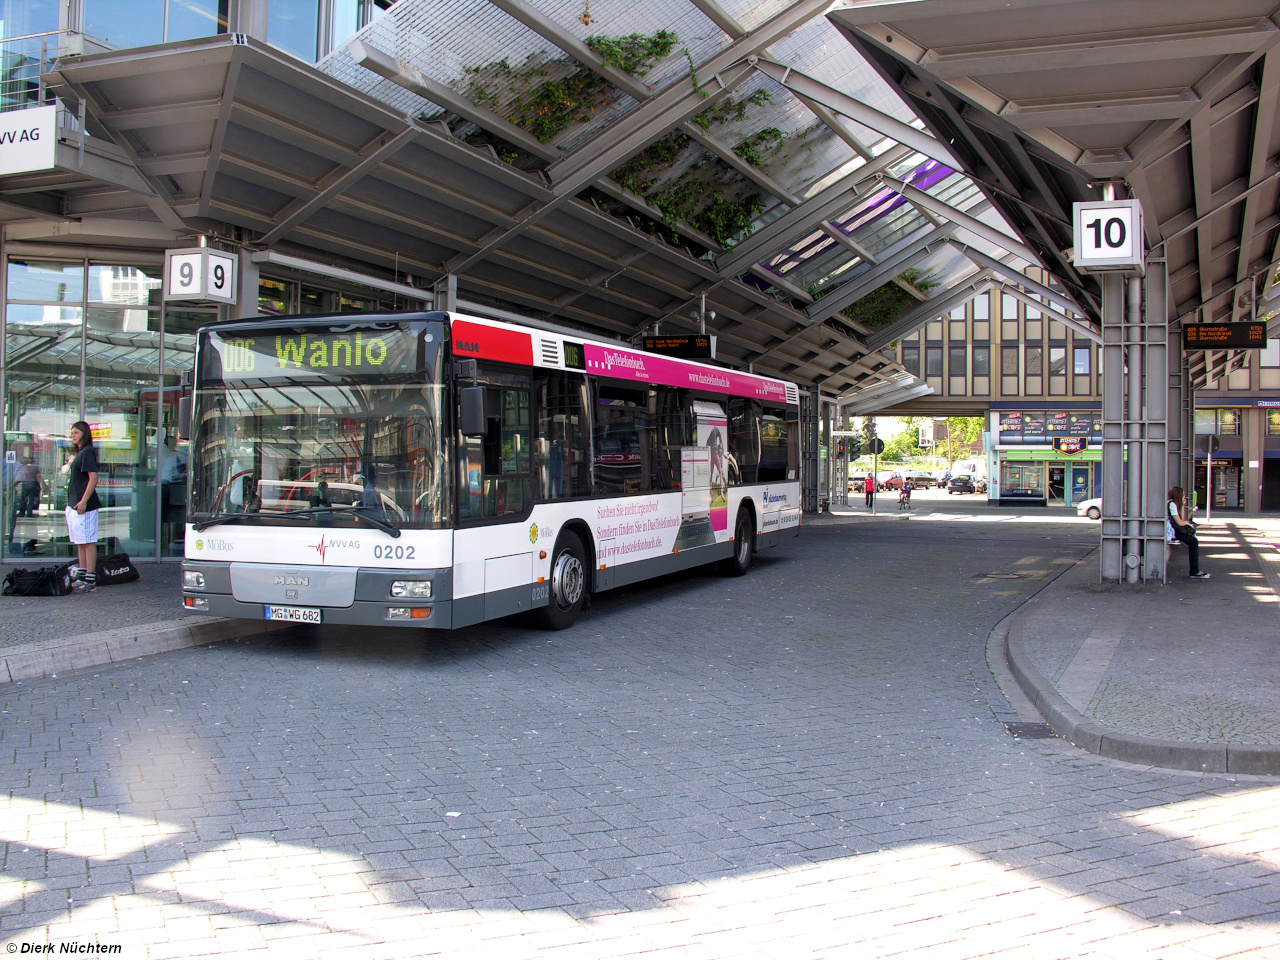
[183,571,206,589]
[391,580,432,598]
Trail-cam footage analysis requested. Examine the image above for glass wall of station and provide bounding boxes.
[2,255,420,562]
[2,256,212,562]
[75,0,392,62]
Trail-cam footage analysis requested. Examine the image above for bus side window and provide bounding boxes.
[650,386,689,492]
[460,366,531,520]
[594,381,650,496]
[534,372,591,500]
[759,405,793,482]
[727,397,761,485]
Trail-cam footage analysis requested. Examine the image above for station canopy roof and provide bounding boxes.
[16,0,1121,403]
[832,0,1280,390]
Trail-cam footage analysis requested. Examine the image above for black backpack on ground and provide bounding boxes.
[97,553,140,586]
[2,562,75,596]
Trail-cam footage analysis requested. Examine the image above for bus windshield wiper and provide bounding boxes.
[278,505,403,538]
[192,511,309,531]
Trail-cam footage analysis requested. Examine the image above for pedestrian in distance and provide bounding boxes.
[1166,484,1209,580]
[65,421,101,593]
[864,473,875,509]
[7,455,48,553]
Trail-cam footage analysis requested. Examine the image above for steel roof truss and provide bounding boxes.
[259,126,418,244]
[864,271,995,353]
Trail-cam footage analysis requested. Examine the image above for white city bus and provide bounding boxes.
[181,309,801,630]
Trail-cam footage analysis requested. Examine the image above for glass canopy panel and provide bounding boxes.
[759,228,861,300]
[322,0,731,156]
[909,245,981,295]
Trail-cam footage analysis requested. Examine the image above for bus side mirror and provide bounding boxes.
[177,396,193,441]
[459,386,487,436]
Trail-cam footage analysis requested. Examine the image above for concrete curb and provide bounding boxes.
[1004,611,1280,775]
[0,617,294,685]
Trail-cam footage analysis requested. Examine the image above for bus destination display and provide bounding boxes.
[1183,323,1267,349]
[205,328,420,380]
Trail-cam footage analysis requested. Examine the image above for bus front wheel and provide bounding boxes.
[534,531,587,630]
[723,511,754,577]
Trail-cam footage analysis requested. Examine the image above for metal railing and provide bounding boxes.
[0,31,78,114]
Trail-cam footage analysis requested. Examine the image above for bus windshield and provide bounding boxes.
[188,320,450,530]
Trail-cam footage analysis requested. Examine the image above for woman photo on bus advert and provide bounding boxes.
[66,421,101,592]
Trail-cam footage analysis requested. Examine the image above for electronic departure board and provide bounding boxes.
[642,335,714,359]
[1183,323,1267,349]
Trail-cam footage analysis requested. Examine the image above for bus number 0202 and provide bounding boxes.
[373,544,415,560]
[1085,216,1126,249]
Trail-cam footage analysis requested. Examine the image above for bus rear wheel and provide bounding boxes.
[723,511,754,577]
[534,532,587,630]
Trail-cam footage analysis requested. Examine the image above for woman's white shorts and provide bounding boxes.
[65,507,99,545]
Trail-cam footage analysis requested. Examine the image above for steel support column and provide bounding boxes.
[802,385,820,513]
[822,399,833,508]
[231,248,260,320]
[1100,273,1125,581]
[1124,277,1144,583]
[434,274,457,312]
[1167,294,1187,491]
[1142,262,1169,582]
[1100,263,1169,583]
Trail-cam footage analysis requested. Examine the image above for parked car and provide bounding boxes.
[1076,497,1101,520]
[877,470,904,491]
[948,474,983,495]
[906,470,936,489]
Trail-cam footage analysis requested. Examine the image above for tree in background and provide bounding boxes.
[937,417,984,467]
[883,417,925,461]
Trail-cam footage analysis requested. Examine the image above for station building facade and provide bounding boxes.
[887,272,1280,513]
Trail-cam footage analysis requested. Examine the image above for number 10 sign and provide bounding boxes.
[165,247,238,304]
[1072,199,1144,273]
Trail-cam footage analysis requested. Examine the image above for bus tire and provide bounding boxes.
[534,531,588,630]
[723,510,754,577]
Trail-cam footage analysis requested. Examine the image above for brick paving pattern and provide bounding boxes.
[2,518,1279,957]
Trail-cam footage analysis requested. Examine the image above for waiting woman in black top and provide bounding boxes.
[65,421,101,592]
[1167,485,1210,580]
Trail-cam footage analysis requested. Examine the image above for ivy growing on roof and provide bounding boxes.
[605,89,781,246]
[462,31,677,144]
[839,268,942,330]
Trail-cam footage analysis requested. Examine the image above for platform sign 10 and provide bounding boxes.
[165,247,238,304]
[1072,199,1144,273]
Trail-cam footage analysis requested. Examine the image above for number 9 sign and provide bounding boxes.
[165,247,238,304]
[1072,199,1144,273]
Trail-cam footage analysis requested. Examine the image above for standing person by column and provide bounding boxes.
[864,472,875,510]
[65,421,101,593]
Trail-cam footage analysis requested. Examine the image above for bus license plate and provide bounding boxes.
[264,605,321,623]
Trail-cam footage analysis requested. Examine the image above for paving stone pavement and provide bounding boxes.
[2,518,1280,958]
[1012,519,1280,755]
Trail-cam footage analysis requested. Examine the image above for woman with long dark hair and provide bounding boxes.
[1167,485,1209,580]
[65,421,100,592]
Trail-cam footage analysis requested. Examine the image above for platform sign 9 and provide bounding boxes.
[165,247,238,304]
[1072,199,1144,273]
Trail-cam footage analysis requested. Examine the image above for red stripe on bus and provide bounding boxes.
[451,319,533,366]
